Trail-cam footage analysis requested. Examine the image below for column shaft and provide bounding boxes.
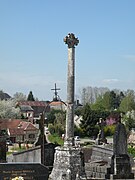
[66,47,75,141]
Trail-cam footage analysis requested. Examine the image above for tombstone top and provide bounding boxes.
[113,121,127,155]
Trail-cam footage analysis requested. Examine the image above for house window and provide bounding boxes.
[27,112,33,118]
[28,134,35,138]
[29,113,33,117]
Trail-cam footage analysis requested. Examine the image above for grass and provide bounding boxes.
[6,145,26,155]
[48,134,64,146]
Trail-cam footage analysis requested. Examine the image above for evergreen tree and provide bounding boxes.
[27,91,35,101]
[80,103,109,137]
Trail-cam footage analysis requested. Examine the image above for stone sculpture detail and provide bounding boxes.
[64,33,79,48]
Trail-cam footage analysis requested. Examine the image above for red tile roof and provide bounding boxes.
[17,101,48,107]
[9,128,24,135]
[18,121,37,131]
[0,119,22,129]
[0,119,38,136]
[50,101,66,106]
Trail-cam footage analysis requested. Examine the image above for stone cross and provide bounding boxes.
[63,33,79,146]
[49,34,87,180]
[34,113,47,165]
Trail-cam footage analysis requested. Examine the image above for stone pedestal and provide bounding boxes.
[105,154,134,179]
[49,146,87,180]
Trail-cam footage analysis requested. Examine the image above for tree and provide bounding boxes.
[46,109,57,124]
[13,92,26,102]
[80,103,109,137]
[79,86,109,105]
[101,91,115,111]
[122,111,135,131]
[91,96,106,111]
[27,91,35,101]
[0,99,21,118]
[75,108,82,116]
[91,90,125,111]
[47,109,66,136]
[119,94,135,113]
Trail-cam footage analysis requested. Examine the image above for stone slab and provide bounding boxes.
[0,163,49,180]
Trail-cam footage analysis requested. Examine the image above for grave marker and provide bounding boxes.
[105,115,134,179]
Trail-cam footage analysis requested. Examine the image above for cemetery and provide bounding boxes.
[0,33,135,180]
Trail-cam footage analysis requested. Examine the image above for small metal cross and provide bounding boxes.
[51,83,61,101]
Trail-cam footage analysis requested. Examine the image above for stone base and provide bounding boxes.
[49,146,87,180]
[105,154,134,179]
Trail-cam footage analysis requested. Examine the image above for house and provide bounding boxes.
[49,100,82,111]
[16,101,50,122]
[19,105,34,122]
[49,101,66,111]
[0,91,11,100]
[0,119,39,143]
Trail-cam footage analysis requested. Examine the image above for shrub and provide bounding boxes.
[128,146,135,157]
[48,124,55,134]
[104,125,116,136]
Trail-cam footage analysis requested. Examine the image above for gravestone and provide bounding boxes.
[96,118,107,145]
[0,163,49,179]
[34,113,47,147]
[105,118,134,179]
[15,111,58,173]
[0,129,8,163]
[12,143,58,173]
[34,113,48,165]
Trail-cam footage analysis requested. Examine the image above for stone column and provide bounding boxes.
[64,33,79,146]
[49,33,86,180]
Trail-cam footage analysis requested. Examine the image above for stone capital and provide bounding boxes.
[64,33,79,48]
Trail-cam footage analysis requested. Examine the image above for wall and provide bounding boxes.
[13,146,41,163]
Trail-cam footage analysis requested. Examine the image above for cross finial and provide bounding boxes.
[64,33,79,48]
[51,83,61,101]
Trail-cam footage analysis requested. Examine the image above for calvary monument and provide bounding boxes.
[49,33,86,180]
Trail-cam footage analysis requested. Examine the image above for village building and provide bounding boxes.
[0,91,11,100]
[0,119,39,143]
[16,101,50,122]
[49,101,66,111]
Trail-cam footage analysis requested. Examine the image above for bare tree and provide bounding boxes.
[79,86,109,105]
[13,92,27,102]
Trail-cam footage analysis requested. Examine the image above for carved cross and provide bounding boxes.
[64,33,79,48]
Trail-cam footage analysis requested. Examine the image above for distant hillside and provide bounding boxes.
[0,91,11,100]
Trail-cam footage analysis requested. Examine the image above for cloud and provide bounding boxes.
[0,72,65,87]
[0,72,67,100]
[103,78,119,84]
